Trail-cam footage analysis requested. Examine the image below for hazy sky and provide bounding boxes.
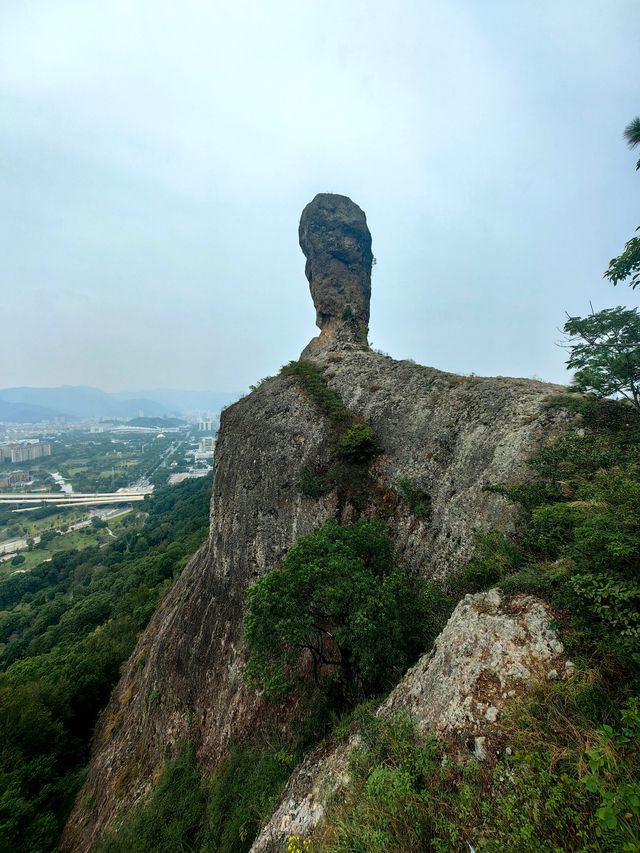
[1,1,638,392]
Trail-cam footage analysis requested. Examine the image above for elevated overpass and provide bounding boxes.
[0,490,150,508]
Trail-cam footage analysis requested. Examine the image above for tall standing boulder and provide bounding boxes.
[299,193,373,354]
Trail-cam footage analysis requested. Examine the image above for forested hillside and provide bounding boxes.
[0,476,212,852]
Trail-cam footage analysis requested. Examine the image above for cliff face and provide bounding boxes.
[61,195,567,851]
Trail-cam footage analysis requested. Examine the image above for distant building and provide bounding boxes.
[1,441,51,463]
[194,436,215,462]
[168,469,211,485]
[198,415,214,432]
[0,470,31,488]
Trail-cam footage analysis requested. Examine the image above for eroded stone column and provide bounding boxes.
[299,193,373,355]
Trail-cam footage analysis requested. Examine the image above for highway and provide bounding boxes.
[0,491,148,507]
[0,433,185,510]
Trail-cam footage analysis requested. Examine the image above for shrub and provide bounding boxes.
[202,743,294,852]
[99,696,340,853]
[461,530,523,590]
[299,467,328,499]
[98,744,206,853]
[396,477,432,521]
[280,361,351,427]
[315,688,640,852]
[338,424,383,465]
[470,399,640,666]
[583,698,640,846]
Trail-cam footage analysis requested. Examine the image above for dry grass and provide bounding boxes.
[499,666,602,774]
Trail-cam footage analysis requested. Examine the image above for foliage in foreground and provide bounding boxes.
[0,476,211,853]
[314,692,640,853]
[94,673,640,853]
[460,396,640,665]
[562,307,640,411]
[604,116,640,288]
[244,519,450,703]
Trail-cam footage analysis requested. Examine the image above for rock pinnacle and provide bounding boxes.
[299,193,373,355]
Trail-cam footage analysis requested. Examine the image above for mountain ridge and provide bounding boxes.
[0,386,239,421]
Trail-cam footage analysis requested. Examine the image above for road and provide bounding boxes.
[0,491,149,507]
[0,437,182,563]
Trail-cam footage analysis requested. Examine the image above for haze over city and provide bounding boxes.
[2,0,639,392]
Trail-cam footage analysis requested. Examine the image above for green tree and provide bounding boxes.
[338,423,382,464]
[562,306,640,411]
[604,116,640,289]
[244,519,448,703]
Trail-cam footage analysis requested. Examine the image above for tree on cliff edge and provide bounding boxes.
[563,306,640,411]
[624,116,640,170]
[244,519,448,703]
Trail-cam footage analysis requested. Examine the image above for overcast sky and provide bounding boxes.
[1,0,638,393]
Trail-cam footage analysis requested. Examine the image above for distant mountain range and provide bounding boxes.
[112,388,240,415]
[0,400,70,423]
[0,386,239,423]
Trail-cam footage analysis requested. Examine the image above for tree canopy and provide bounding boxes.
[244,519,448,703]
[0,476,211,853]
[624,116,640,171]
[562,306,640,411]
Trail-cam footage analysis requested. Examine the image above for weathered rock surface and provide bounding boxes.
[299,193,372,355]
[378,588,565,737]
[61,196,570,851]
[250,589,568,852]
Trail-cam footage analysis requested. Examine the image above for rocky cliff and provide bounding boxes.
[61,194,567,851]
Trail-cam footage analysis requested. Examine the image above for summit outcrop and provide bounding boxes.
[299,193,373,355]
